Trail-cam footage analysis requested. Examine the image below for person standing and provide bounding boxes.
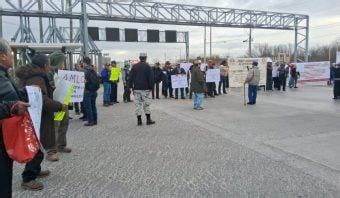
[266,62,273,91]
[48,52,72,154]
[333,63,340,99]
[121,63,132,103]
[16,53,67,190]
[0,38,31,197]
[218,60,228,94]
[101,63,111,106]
[129,53,155,126]
[83,57,100,126]
[244,61,260,105]
[191,60,205,110]
[152,62,163,99]
[272,62,280,90]
[278,63,287,91]
[289,64,298,88]
[206,60,216,97]
[172,63,186,99]
[162,61,173,98]
[109,61,121,104]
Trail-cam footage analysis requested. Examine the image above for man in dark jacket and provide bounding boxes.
[152,62,163,99]
[121,63,132,103]
[101,63,111,106]
[172,63,186,99]
[129,53,155,126]
[0,38,30,197]
[83,57,100,126]
[191,60,205,110]
[162,61,173,98]
[278,63,287,91]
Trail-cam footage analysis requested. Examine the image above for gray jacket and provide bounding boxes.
[245,66,260,86]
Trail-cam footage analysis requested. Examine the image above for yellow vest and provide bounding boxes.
[110,67,121,82]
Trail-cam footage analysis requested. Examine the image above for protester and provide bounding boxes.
[77,62,87,119]
[244,61,260,105]
[16,53,67,190]
[129,53,155,126]
[109,61,121,104]
[48,52,72,154]
[152,62,163,99]
[121,62,132,103]
[333,63,340,99]
[266,61,273,90]
[83,57,100,126]
[190,60,205,110]
[100,63,111,106]
[162,61,173,98]
[206,60,217,97]
[0,38,31,197]
[278,63,287,91]
[272,62,280,90]
[172,63,186,99]
[219,60,228,94]
[288,64,299,88]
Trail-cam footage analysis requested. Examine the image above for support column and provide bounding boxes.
[249,28,252,58]
[38,0,44,43]
[185,32,189,62]
[81,0,89,57]
[305,16,309,62]
[210,26,212,58]
[294,19,298,63]
[204,25,206,63]
[0,16,3,38]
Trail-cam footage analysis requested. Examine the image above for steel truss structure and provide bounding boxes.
[0,0,309,62]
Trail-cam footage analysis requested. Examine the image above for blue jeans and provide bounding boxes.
[103,82,111,103]
[248,85,258,104]
[84,92,98,123]
[193,92,204,108]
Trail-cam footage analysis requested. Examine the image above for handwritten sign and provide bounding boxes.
[206,69,220,82]
[26,86,42,141]
[171,75,188,88]
[58,70,85,102]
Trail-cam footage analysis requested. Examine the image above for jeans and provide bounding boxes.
[103,82,111,103]
[152,82,160,99]
[248,85,258,104]
[289,76,297,88]
[175,88,185,98]
[123,85,131,102]
[193,92,204,108]
[84,92,98,123]
[218,78,227,94]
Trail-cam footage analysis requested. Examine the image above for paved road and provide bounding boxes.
[12,84,340,197]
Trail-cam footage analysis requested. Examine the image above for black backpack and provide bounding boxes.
[86,70,100,91]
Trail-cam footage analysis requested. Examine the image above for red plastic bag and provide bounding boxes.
[2,112,39,163]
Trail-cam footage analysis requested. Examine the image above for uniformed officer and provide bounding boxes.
[129,53,155,126]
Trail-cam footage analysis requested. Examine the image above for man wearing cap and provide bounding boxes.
[244,61,260,105]
[109,61,121,104]
[121,62,132,103]
[48,52,72,156]
[129,53,155,126]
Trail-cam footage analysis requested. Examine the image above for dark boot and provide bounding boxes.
[146,114,155,125]
[137,115,142,126]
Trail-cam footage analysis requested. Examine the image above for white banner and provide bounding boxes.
[336,52,340,64]
[206,69,220,82]
[58,70,85,102]
[180,63,192,73]
[26,86,42,141]
[171,75,188,88]
[200,63,207,71]
[228,58,267,88]
[294,61,330,82]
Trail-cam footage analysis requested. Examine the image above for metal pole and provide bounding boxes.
[81,0,89,57]
[294,18,298,63]
[204,25,206,63]
[38,0,44,43]
[249,28,252,57]
[305,16,309,62]
[185,32,189,62]
[68,0,73,43]
[210,25,212,58]
[0,16,2,38]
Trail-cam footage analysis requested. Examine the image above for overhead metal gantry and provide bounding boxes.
[0,0,309,62]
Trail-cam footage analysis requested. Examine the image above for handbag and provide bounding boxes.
[2,111,39,163]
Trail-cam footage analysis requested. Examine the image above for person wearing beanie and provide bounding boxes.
[244,61,260,105]
[48,52,73,156]
[121,62,132,103]
[129,53,155,126]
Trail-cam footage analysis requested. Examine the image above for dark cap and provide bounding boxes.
[252,61,258,66]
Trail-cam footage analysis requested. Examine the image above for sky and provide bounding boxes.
[1,0,340,63]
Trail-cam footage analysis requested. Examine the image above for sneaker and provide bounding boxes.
[46,153,59,162]
[84,122,96,126]
[21,180,43,191]
[146,120,156,125]
[195,107,204,110]
[37,170,50,178]
[57,147,72,153]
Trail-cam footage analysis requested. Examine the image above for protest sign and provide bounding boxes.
[206,69,220,82]
[337,52,340,64]
[58,70,85,102]
[53,80,74,121]
[171,75,188,88]
[228,58,267,88]
[200,63,207,71]
[180,63,192,73]
[294,61,330,82]
[26,86,42,141]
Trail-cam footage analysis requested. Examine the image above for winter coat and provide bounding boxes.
[171,67,186,75]
[190,65,205,93]
[100,68,110,82]
[245,66,261,86]
[16,65,63,150]
[129,61,154,90]
[121,69,130,85]
[153,67,163,83]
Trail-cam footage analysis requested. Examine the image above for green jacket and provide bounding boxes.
[190,65,205,93]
